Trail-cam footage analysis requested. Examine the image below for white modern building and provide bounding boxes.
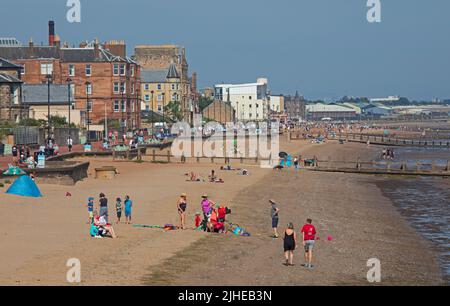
[214,78,269,121]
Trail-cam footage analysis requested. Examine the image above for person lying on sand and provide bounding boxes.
[185,171,204,182]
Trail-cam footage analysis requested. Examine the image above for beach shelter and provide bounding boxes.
[6,175,42,198]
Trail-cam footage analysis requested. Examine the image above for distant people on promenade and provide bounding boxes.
[283,223,298,266]
[67,136,73,152]
[301,218,317,269]
[270,199,280,238]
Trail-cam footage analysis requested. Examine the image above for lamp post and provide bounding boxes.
[162,92,166,128]
[150,90,154,133]
[121,81,125,140]
[66,78,72,127]
[46,74,53,144]
[85,81,91,143]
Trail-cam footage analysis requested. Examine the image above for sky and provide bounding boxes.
[1,0,450,101]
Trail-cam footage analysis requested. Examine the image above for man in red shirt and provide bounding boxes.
[301,218,317,269]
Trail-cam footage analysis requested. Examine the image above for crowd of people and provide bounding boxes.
[381,148,395,160]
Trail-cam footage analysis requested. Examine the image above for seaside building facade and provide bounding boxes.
[284,92,306,121]
[0,58,26,122]
[0,22,142,131]
[306,103,357,121]
[134,45,196,122]
[214,78,270,122]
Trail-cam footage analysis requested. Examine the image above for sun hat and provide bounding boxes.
[202,194,208,198]
[181,193,187,197]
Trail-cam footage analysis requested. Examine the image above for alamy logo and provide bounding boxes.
[367,0,382,23]
[66,258,81,283]
[66,0,82,23]
[366,258,381,283]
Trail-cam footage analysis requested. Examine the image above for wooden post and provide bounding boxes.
[167,151,171,163]
[416,162,420,172]
[431,161,436,171]
[387,161,391,171]
[196,155,200,163]
[181,153,186,163]
[240,157,243,164]
[401,161,407,171]
[356,157,361,170]
[446,161,450,172]
[112,150,116,161]
[137,148,142,161]
[126,150,130,160]
[211,157,214,164]
[152,149,156,163]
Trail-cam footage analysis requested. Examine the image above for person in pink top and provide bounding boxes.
[301,218,317,269]
[200,194,215,231]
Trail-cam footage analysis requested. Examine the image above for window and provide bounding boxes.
[40,63,53,75]
[249,96,252,100]
[157,104,162,112]
[113,64,119,76]
[144,95,150,102]
[131,66,135,77]
[171,84,175,90]
[131,83,135,94]
[120,82,126,94]
[113,82,120,94]
[70,84,76,97]
[157,94,162,102]
[144,84,149,91]
[114,100,120,112]
[172,93,177,101]
[86,83,92,95]
[20,65,25,75]
[69,65,75,76]
[157,84,162,90]
[121,100,126,112]
[87,100,93,112]
[120,64,126,76]
[85,64,91,76]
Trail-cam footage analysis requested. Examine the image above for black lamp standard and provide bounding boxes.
[85,81,91,143]
[46,74,53,144]
[150,90,154,133]
[121,81,125,140]
[66,78,72,127]
[162,92,166,127]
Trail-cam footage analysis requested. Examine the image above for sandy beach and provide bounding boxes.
[0,138,445,285]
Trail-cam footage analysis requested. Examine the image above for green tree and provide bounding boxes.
[199,96,214,112]
[164,101,183,122]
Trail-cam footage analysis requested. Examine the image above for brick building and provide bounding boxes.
[0,58,26,122]
[134,45,196,122]
[0,22,141,132]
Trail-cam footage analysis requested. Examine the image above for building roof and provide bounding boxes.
[0,73,22,83]
[306,103,356,113]
[0,38,22,47]
[22,84,70,105]
[141,69,168,83]
[0,57,22,69]
[0,46,60,60]
[166,62,180,79]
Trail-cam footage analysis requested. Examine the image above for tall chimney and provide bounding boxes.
[48,21,55,46]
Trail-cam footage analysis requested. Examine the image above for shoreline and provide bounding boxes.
[143,141,444,285]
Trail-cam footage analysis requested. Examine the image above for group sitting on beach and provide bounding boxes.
[87,192,135,239]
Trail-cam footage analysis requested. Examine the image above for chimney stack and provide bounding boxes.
[48,21,55,46]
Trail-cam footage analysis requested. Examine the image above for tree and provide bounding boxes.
[199,96,214,112]
[164,101,183,122]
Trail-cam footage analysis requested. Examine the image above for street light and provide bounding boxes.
[162,92,166,127]
[66,78,72,127]
[150,90,154,133]
[85,81,91,143]
[45,74,53,144]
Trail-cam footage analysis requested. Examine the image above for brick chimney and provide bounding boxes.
[103,40,126,58]
[48,21,55,46]
[28,37,34,57]
[94,38,100,58]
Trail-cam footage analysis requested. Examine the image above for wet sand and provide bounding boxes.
[0,139,444,285]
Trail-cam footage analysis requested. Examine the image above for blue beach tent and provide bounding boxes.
[6,175,42,198]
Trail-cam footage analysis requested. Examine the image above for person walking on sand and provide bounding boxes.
[124,195,133,224]
[67,136,73,152]
[283,223,298,266]
[293,156,299,170]
[177,193,188,230]
[269,200,280,238]
[99,193,109,223]
[301,218,317,269]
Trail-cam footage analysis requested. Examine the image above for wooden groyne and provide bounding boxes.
[333,133,450,148]
[305,158,450,177]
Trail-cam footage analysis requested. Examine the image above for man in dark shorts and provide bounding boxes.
[301,218,317,269]
[99,193,109,223]
[269,199,280,238]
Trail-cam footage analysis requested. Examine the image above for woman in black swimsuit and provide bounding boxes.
[177,193,188,230]
[283,223,298,266]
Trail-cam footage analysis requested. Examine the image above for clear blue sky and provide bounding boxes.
[2,0,450,101]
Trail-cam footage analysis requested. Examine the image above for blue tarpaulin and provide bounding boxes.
[6,176,42,198]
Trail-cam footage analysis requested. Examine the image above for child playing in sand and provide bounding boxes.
[116,198,123,224]
[87,197,94,223]
[195,212,202,229]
